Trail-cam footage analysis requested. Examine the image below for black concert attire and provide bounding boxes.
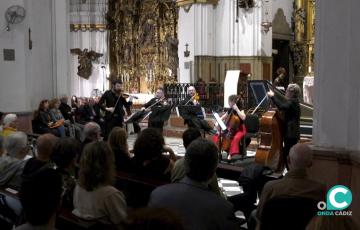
[59,102,74,122]
[98,90,132,139]
[143,98,166,132]
[180,95,213,133]
[270,95,300,169]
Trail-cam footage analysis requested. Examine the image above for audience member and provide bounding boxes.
[80,122,101,155]
[255,143,326,229]
[15,162,62,230]
[35,100,62,137]
[108,127,132,172]
[0,131,29,189]
[125,207,184,230]
[132,128,176,182]
[149,139,240,230]
[51,138,79,209]
[1,113,18,137]
[73,141,127,226]
[36,133,58,162]
[49,98,66,137]
[59,95,74,122]
[171,128,223,197]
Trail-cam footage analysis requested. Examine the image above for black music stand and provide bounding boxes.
[148,105,172,123]
[212,111,227,161]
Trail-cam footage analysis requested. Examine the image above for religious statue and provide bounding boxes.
[70,48,103,79]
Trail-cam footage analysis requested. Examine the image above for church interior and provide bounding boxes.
[0,0,359,229]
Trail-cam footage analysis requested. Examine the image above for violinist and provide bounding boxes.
[180,86,214,134]
[213,95,247,161]
[267,83,301,169]
[98,79,132,139]
[141,87,167,131]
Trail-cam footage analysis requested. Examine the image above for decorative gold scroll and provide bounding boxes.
[108,0,178,93]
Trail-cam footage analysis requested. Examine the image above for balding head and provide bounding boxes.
[187,86,196,97]
[288,143,313,170]
[36,134,58,162]
[83,122,101,141]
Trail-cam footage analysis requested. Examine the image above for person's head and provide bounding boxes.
[228,94,242,108]
[187,86,196,97]
[3,113,18,129]
[108,127,128,154]
[112,79,123,94]
[78,141,115,191]
[184,138,218,183]
[125,207,184,230]
[36,134,58,162]
[83,122,101,141]
[133,128,165,162]
[60,95,68,104]
[182,128,201,149]
[285,83,301,100]
[51,138,80,170]
[89,97,95,106]
[20,164,62,227]
[5,131,28,159]
[288,143,312,170]
[276,67,286,76]
[155,87,164,99]
[71,95,78,107]
[49,98,61,109]
[38,100,49,111]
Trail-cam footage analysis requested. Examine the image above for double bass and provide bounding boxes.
[254,95,284,171]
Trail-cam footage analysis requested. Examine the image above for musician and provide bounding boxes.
[98,79,132,139]
[213,95,247,160]
[267,83,301,169]
[180,86,214,134]
[141,87,167,131]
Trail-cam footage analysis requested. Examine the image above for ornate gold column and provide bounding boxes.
[293,0,315,80]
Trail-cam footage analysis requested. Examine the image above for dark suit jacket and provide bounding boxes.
[148,177,240,230]
[271,96,300,140]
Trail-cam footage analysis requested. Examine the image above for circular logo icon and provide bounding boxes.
[326,185,352,210]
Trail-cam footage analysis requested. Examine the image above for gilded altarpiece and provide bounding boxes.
[107,0,178,93]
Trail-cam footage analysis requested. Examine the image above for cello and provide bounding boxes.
[254,94,284,171]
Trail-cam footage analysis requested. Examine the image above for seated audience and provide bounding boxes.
[80,122,102,155]
[132,128,176,182]
[171,128,223,197]
[59,95,74,122]
[149,139,240,230]
[108,127,132,172]
[255,143,326,229]
[1,113,18,137]
[59,95,83,140]
[73,141,127,226]
[15,161,62,230]
[125,207,184,230]
[49,98,66,137]
[36,133,58,162]
[51,137,79,209]
[0,131,29,190]
[34,100,62,137]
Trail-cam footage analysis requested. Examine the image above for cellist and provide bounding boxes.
[213,95,247,160]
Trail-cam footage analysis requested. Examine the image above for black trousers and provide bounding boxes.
[148,120,164,133]
[104,116,123,140]
[283,137,299,169]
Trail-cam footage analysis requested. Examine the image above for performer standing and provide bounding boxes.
[141,87,167,131]
[98,79,132,139]
[180,86,214,134]
[267,83,301,169]
[213,95,247,160]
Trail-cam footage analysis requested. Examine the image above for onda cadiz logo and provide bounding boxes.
[317,185,352,216]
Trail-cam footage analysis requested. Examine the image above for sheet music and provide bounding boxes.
[213,112,227,131]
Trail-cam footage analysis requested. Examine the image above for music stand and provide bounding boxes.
[212,111,227,161]
[148,105,172,123]
[125,110,147,124]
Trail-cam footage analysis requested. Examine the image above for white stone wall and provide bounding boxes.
[313,0,360,151]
